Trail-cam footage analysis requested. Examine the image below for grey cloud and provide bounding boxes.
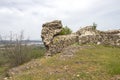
[0,0,120,39]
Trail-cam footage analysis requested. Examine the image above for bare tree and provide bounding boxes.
[1,31,31,67]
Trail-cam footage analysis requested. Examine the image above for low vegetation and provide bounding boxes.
[0,32,46,79]
[59,26,72,35]
[92,22,97,30]
[7,45,120,80]
[0,46,46,78]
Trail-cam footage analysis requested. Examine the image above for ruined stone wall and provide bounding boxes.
[41,20,78,56]
[41,20,120,56]
[47,34,78,55]
[77,26,120,46]
[41,20,62,49]
[79,34,120,46]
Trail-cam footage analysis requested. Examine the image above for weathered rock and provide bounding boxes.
[79,34,120,46]
[41,20,79,56]
[76,26,99,36]
[100,29,120,35]
[48,34,78,55]
[75,26,120,46]
[41,20,62,49]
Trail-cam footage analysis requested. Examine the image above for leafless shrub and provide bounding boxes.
[1,31,31,67]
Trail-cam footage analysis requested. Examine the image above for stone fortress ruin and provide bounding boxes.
[41,20,120,56]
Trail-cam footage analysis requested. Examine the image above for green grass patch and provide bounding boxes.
[30,46,46,59]
[0,66,7,75]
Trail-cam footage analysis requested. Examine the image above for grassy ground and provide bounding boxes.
[8,45,120,80]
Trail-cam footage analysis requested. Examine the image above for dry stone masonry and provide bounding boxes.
[77,27,120,46]
[41,20,120,56]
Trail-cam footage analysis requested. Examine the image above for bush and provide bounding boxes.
[30,46,46,59]
[59,26,72,35]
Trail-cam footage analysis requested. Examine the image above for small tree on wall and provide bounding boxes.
[92,22,97,30]
[59,26,72,35]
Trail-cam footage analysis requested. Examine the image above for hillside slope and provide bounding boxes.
[5,45,120,80]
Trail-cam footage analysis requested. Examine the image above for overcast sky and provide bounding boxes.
[0,0,120,40]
